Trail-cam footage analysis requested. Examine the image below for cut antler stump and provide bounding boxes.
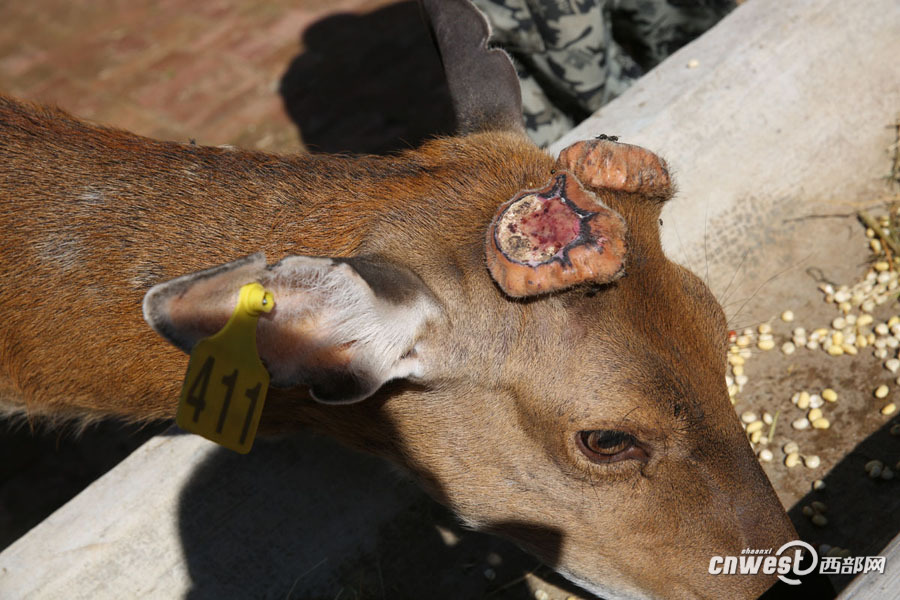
[556,138,672,200]
[486,172,627,297]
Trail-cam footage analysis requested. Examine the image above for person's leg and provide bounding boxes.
[610,0,736,71]
[473,0,637,146]
[472,0,735,146]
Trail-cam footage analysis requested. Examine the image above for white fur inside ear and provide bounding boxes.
[261,257,440,400]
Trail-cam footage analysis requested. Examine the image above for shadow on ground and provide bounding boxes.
[279,0,455,155]
[787,417,900,594]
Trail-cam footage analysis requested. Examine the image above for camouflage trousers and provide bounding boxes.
[471,0,736,146]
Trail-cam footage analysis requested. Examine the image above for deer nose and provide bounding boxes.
[735,493,797,551]
[700,421,797,544]
[731,443,798,550]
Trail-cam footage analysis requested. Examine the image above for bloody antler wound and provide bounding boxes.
[486,172,627,297]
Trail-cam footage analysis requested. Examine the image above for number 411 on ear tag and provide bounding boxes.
[176,282,274,454]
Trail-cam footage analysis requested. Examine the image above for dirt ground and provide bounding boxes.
[1,1,899,599]
[722,221,900,592]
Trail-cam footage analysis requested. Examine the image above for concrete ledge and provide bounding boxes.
[837,530,900,598]
[0,431,422,598]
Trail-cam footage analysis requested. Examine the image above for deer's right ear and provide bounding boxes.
[143,253,442,404]
[421,0,524,135]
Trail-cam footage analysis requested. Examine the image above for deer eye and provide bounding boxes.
[577,430,648,464]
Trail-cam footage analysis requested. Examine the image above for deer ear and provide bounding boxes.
[421,0,524,134]
[143,253,441,404]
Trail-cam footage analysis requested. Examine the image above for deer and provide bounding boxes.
[0,0,802,598]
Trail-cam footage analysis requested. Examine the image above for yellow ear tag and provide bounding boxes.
[175,282,274,454]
